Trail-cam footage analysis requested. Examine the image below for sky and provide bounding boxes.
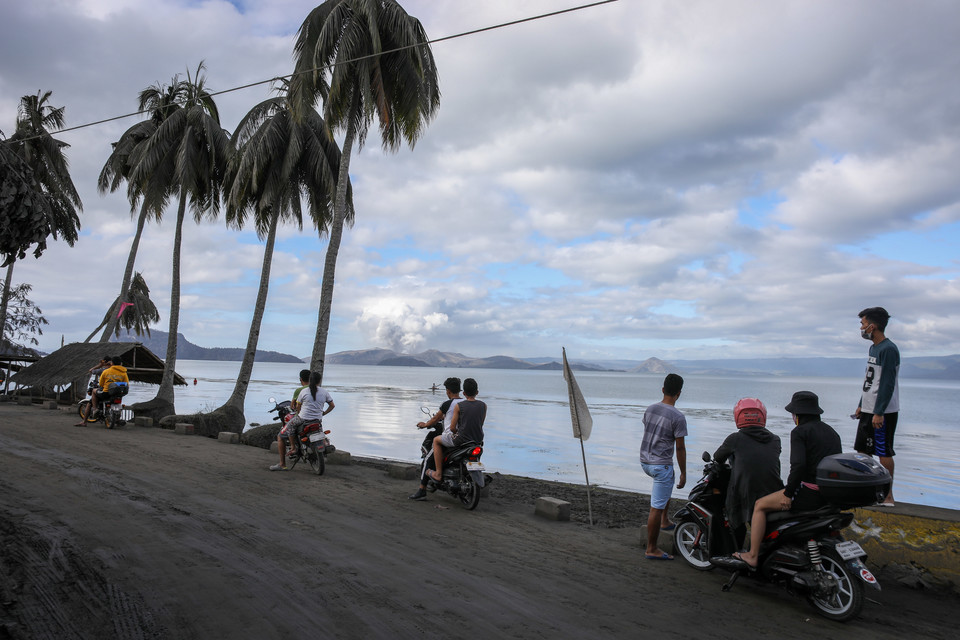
[2,0,959,363]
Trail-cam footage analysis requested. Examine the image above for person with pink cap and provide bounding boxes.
[713,398,783,545]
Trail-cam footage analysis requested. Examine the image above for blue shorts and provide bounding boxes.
[641,463,675,509]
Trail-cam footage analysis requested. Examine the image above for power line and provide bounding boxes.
[16,0,619,140]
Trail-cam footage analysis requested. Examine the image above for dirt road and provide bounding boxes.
[0,402,956,639]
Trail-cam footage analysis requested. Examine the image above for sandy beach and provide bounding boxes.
[1,401,957,639]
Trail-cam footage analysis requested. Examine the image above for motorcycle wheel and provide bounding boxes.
[674,519,714,571]
[457,467,480,510]
[308,444,325,476]
[78,400,98,422]
[806,549,864,622]
[105,408,119,429]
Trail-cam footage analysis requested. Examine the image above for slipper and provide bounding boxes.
[877,501,895,507]
[661,524,676,531]
[732,552,757,569]
[645,552,674,561]
[427,470,442,482]
[73,422,86,427]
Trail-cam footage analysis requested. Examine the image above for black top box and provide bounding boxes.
[816,453,891,508]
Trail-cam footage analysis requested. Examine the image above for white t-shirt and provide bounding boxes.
[443,398,462,434]
[297,386,333,421]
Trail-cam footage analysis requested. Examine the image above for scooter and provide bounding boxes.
[416,407,488,510]
[268,397,334,475]
[673,451,888,622]
[77,381,128,429]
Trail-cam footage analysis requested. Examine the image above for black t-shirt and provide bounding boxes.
[453,399,486,444]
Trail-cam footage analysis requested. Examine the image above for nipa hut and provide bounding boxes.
[9,342,186,403]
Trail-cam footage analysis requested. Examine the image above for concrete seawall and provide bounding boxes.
[848,503,960,592]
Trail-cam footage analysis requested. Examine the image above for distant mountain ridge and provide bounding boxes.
[112,330,302,363]
[326,348,611,371]
[327,348,960,380]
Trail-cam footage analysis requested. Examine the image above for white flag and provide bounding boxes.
[562,347,593,441]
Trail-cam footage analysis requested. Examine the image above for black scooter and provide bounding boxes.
[416,407,488,510]
[673,451,888,622]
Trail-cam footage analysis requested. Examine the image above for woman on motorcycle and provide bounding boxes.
[713,398,783,543]
[734,391,842,568]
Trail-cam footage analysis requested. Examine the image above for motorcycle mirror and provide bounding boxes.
[268,396,276,404]
[420,406,431,416]
[702,451,711,462]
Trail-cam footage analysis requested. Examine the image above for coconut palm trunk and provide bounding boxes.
[310,108,357,379]
[0,263,13,349]
[155,189,188,406]
[222,207,280,412]
[97,200,150,342]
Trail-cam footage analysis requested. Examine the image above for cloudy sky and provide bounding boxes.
[2,0,959,362]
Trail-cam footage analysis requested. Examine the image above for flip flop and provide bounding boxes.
[877,501,895,507]
[732,552,758,569]
[645,552,674,560]
[661,524,676,531]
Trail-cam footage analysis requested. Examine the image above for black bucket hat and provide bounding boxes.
[784,390,824,415]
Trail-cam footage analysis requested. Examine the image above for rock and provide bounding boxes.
[536,497,571,521]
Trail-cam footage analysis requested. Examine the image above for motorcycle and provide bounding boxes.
[268,397,333,476]
[673,451,889,622]
[416,407,488,510]
[77,380,128,429]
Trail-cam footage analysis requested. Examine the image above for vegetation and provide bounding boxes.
[291,0,440,379]
[0,91,82,357]
[5,2,441,431]
[125,62,231,419]
[205,83,348,430]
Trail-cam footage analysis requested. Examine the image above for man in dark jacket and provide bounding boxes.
[713,398,783,542]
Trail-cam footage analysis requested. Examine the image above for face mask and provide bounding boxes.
[861,325,873,340]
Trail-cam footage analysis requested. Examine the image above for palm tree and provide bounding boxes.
[84,272,160,341]
[207,86,349,431]
[127,63,231,418]
[93,84,174,342]
[290,0,440,378]
[0,91,82,350]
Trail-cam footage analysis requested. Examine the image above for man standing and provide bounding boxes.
[640,373,687,560]
[854,307,899,506]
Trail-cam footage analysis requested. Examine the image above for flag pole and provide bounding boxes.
[563,347,594,525]
[577,425,594,526]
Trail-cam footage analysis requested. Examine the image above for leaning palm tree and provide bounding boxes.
[84,272,160,341]
[93,79,183,342]
[127,63,230,419]
[290,0,440,378]
[200,86,350,432]
[0,91,82,346]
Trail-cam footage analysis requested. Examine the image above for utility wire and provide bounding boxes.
[10,0,618,141]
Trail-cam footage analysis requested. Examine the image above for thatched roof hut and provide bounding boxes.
[10,342,186,401]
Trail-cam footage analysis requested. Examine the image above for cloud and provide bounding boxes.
[3,0,960,362]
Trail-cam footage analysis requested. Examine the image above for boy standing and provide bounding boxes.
[640,373,687,560]
[854,307,900,506]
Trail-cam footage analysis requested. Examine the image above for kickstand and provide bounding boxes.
[721,571,740,592]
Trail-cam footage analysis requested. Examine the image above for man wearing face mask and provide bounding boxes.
[854,306,900,507]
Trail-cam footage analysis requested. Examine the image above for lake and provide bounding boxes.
[126,360,960,510]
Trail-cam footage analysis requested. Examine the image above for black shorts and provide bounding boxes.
[855,412,898,457]
[790,484,827,511]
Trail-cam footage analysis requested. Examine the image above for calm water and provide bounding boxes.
[129,360,960,510]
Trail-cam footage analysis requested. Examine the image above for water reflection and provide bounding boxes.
[156,360,960,509]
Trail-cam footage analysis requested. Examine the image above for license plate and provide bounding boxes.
[466,461,485,471]
[308,433,325,443]
[834,540,866,560]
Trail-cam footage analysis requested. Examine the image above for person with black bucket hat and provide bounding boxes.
[733,391,841,569]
